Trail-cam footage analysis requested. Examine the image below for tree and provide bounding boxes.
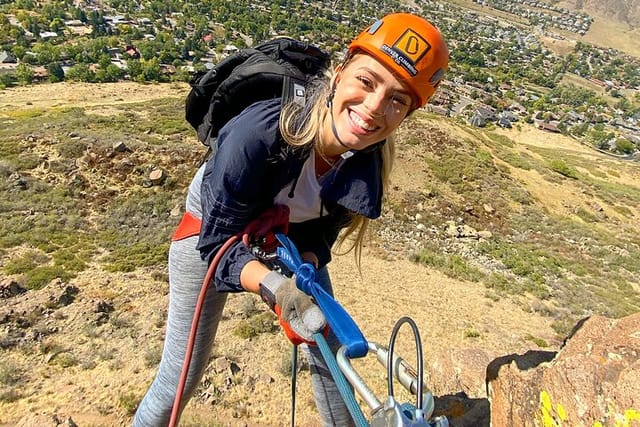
[65,64,94,82]
[104,64,124,82]
[46,62,64,82]
[141,57,161,82]
[32,42,59,65]
[98,53,112,69]
[571,123,589,137]
[0,72,16,89]
[615,139,635,155]
[49,17,64,33]
[15,63,34,84]
[127,59,143,80]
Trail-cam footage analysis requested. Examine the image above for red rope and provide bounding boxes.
[168,205,289,426]
[168,234,239,427]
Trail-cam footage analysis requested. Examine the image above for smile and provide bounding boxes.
[349,110,379,133]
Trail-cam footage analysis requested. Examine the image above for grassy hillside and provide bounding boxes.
[0,82,639,425]
[387,112,640,333]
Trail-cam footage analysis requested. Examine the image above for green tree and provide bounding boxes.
[0,72,16,89]
[46,62,64,82]
[32,42,59,65]
[11,45,27,60]
[65,64,95,82]
[141,57,161,82]
[104,64,124,82]
[98,53,112,69]
[127,58,143,80]
[15,63,33,84]
[49,17,64,33]
[615,139,635,155]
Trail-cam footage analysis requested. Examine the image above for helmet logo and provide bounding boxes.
[381,29,431,77]
[394,29,430,63]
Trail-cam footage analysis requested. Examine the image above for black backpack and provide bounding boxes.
[185,37,331,147]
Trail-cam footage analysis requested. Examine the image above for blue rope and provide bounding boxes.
[314,332,369,427]
[274,232,370,425]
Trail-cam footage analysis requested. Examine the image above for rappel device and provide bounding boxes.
[273,232,449,427]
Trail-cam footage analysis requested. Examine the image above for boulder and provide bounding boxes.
[487,313,640,426]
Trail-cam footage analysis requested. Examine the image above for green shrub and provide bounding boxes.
[57,140,88,159]
[410,248,485,282]
[119,392,140,416]
[233,312,277,339]
[548,159,579,179]
[53,247,89,273]
[3,251,49,275]
[525,334,549,348]
[498,151,535,170]
[574,207,600,223]
[0,361,22,386]
[484,273,516,294]
[104,242,170,272]
[464,329,480,338]
[144,346,162,368]
[0,389,22,403]
[24,265,73,290]
[52,352,78,368]
[475,149,493,165]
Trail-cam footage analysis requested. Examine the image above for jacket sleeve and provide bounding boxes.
[196,102,281,292]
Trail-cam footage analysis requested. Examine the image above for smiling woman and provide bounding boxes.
[133,12,449,427]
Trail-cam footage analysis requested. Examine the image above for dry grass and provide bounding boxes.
[0,82,638,426]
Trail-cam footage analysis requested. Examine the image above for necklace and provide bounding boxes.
[315,144,336,167]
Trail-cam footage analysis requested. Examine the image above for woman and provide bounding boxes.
[133,12,448,426]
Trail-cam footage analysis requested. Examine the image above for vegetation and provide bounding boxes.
[233,312,278,339]
[401,114,640,336]
[1,0,638,158]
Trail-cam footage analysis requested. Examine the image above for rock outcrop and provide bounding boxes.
[487,313,640,426]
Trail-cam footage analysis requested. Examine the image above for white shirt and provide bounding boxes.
[273,153,326,223]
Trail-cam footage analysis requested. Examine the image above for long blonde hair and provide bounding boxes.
[279,69,396,269]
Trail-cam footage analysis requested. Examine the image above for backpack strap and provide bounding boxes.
[281,77,307,107]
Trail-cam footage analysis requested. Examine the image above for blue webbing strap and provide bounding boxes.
[275,233,368,358]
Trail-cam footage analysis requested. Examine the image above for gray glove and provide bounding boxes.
[260,271,326,343]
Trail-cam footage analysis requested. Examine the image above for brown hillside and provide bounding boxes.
[0,82,638,426]
[562,0,640,28]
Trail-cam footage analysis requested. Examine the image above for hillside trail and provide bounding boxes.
[0,82,560,426]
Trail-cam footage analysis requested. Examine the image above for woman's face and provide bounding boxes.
[323,53,413,154]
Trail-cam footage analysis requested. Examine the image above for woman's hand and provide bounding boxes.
[259,271,326,344]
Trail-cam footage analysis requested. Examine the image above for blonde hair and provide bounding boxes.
[279,70,396,269]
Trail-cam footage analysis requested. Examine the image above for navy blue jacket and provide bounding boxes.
[197,98,385,292]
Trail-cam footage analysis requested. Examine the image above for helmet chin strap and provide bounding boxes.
[326,89,355,156]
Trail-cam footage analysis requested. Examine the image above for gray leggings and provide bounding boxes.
[132,234,354,426]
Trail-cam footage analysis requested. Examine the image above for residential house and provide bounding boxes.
[469,114,486,128]
[498,117,512,128]
[125,45,140,59]
[0,51,17,63]
[426,105,449,116]
[475,104,496,121]
[40,31,58,40]
[534,119,561,133]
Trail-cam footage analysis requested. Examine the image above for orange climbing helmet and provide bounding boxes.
[348,13,449,108]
